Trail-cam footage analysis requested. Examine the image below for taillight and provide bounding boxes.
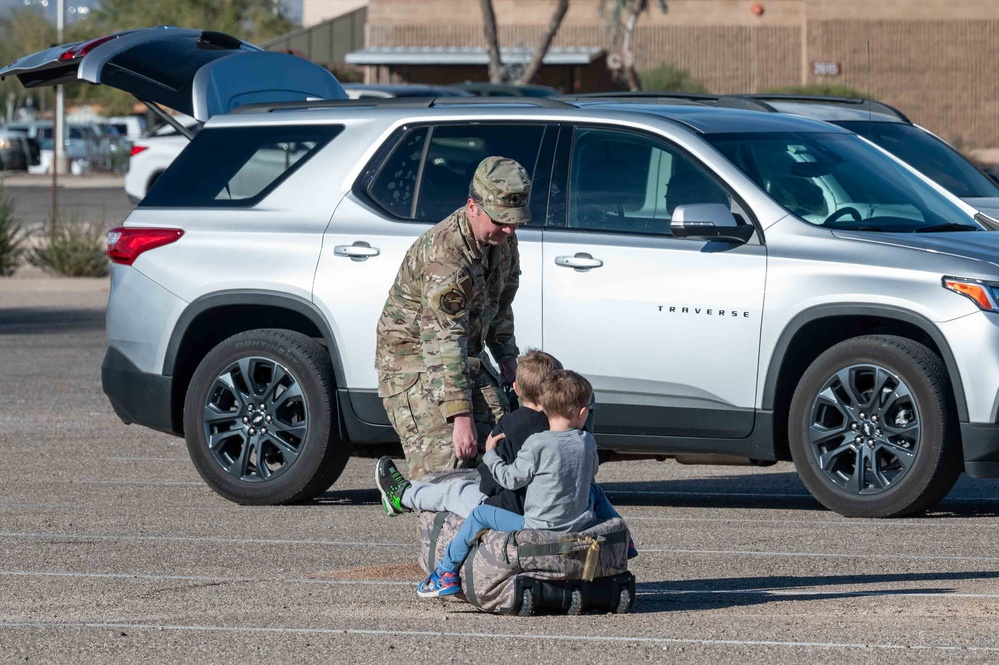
[130,144,148,157]
[58,35,117,61]
[107,227,184,266]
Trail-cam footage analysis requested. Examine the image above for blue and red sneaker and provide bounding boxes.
[417,566,462,598]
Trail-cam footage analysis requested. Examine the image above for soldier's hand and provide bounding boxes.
[485,431,505,452]
[452,413,477,460]
[499,357,518,386]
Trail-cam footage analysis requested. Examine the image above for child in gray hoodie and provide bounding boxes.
[417,369,605,598]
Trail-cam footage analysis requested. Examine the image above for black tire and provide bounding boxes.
[183,329,349,505]
[788,335,961,518]
[614,588,633,614]
[517,589,535,616]
[567,588,584,615]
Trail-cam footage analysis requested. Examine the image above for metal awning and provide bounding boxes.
[345,46,604,66]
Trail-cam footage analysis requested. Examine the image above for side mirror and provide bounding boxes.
[670,203,754,244]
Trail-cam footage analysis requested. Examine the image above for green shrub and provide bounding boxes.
[762,83,873,99]
[638,63,708,94]
[0,181,26,277]
[30,216,110,278]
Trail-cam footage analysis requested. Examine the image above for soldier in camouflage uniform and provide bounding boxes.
[375,156,531,479]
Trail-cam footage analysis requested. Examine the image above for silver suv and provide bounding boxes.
[7,29,999,518]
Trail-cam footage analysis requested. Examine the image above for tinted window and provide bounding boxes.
[141,125,340,207]
[368,127,429,218]
[415,124,547,222]
[707,131,979,231]
[568,127,734,235]
[836,121,999,198]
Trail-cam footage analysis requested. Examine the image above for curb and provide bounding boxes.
[1,174,125,189]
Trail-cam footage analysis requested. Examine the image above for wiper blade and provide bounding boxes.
[913,223,980,233]
[830,225,886,232]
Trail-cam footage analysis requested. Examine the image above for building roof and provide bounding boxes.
[345,46,604,66]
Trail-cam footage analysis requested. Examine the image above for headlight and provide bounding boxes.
[942,276,999,311]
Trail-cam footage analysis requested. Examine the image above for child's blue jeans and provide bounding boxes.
[437,484,621,573]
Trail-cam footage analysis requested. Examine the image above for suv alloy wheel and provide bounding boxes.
[183,329,350,504]
[789,335,962,517]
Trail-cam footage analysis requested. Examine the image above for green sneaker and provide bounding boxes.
[375,456,412,516]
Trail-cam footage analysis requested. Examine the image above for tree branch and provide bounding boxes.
[515,0,570,85]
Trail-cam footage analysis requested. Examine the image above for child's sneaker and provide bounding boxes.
[375,456,411,516]
[417,566,462,598]
[627,539,639,559]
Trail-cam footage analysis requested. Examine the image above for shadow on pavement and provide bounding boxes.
[631,569,999,613]
[0,308,105,335]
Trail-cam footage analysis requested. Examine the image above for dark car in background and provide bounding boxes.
[341,83,473,99]
[450,82,559,97]
[0,128,33,171]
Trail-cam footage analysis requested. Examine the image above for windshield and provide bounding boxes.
[706,131,980,232]
[835,121,999,198]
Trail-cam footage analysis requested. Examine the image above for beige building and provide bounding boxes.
[320,0,999,150]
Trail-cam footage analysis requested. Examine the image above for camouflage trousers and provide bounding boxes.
[382,369,509,480]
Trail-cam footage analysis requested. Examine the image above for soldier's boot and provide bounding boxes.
[375,456,412,516]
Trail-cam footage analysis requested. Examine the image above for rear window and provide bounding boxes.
[141,125,341,207]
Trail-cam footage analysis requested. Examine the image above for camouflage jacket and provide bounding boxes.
[375,207,520,419]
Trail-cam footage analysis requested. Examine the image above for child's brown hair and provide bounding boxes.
[514,348,563,404]
[538,370,593,420]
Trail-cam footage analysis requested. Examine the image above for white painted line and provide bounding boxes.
[605,488,999,504]
[82,481,203,486]
[642,547,999,562]
[626,515,999,528]
[109,457,191,462]
[0,570,410,586]
[636,588,999,599]
[1,621,997,653]
[0,532,410,548]
[3,530,995,563]
[4,570,997,598]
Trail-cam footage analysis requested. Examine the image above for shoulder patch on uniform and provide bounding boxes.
[436,274,473,318]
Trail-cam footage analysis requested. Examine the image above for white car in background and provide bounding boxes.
[123,115,196,203]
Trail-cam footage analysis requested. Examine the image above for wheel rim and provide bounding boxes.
[201,356,309,483]
[807,363,920,495]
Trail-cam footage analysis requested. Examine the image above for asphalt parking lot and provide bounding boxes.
[3,280,999,664]
[2,184,999,664]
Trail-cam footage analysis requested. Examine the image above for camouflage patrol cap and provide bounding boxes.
[470,156,532,225]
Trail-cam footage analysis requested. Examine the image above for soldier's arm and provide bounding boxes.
[420,267,475,420]
[486,235,521,363]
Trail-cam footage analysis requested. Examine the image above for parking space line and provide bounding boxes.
[0,570,411,586]
[4,531,998,562]
[626,515,999,528]
[643,547,999,562]
[1,621,997,653]
[108,457,191,462]
[4,570,997,598]
[0,532,410,548]
[605,489,999,504]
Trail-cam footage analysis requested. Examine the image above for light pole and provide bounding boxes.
[55,0,68,176]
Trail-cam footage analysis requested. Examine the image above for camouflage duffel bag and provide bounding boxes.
[418,510,635,615]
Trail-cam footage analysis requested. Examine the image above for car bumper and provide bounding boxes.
[102,346,178,436]
[961,422,999,477]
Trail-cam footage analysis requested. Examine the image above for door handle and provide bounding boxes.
[555,253,603,271]
[333,241,380,261]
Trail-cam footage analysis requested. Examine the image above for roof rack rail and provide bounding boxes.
[717,94,911,123]
[560,91,719,103]
[231,95,574,115]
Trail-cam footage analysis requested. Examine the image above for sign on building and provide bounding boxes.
[812,61,842,77]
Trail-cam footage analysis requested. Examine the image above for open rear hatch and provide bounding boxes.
[0,27,345,125]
